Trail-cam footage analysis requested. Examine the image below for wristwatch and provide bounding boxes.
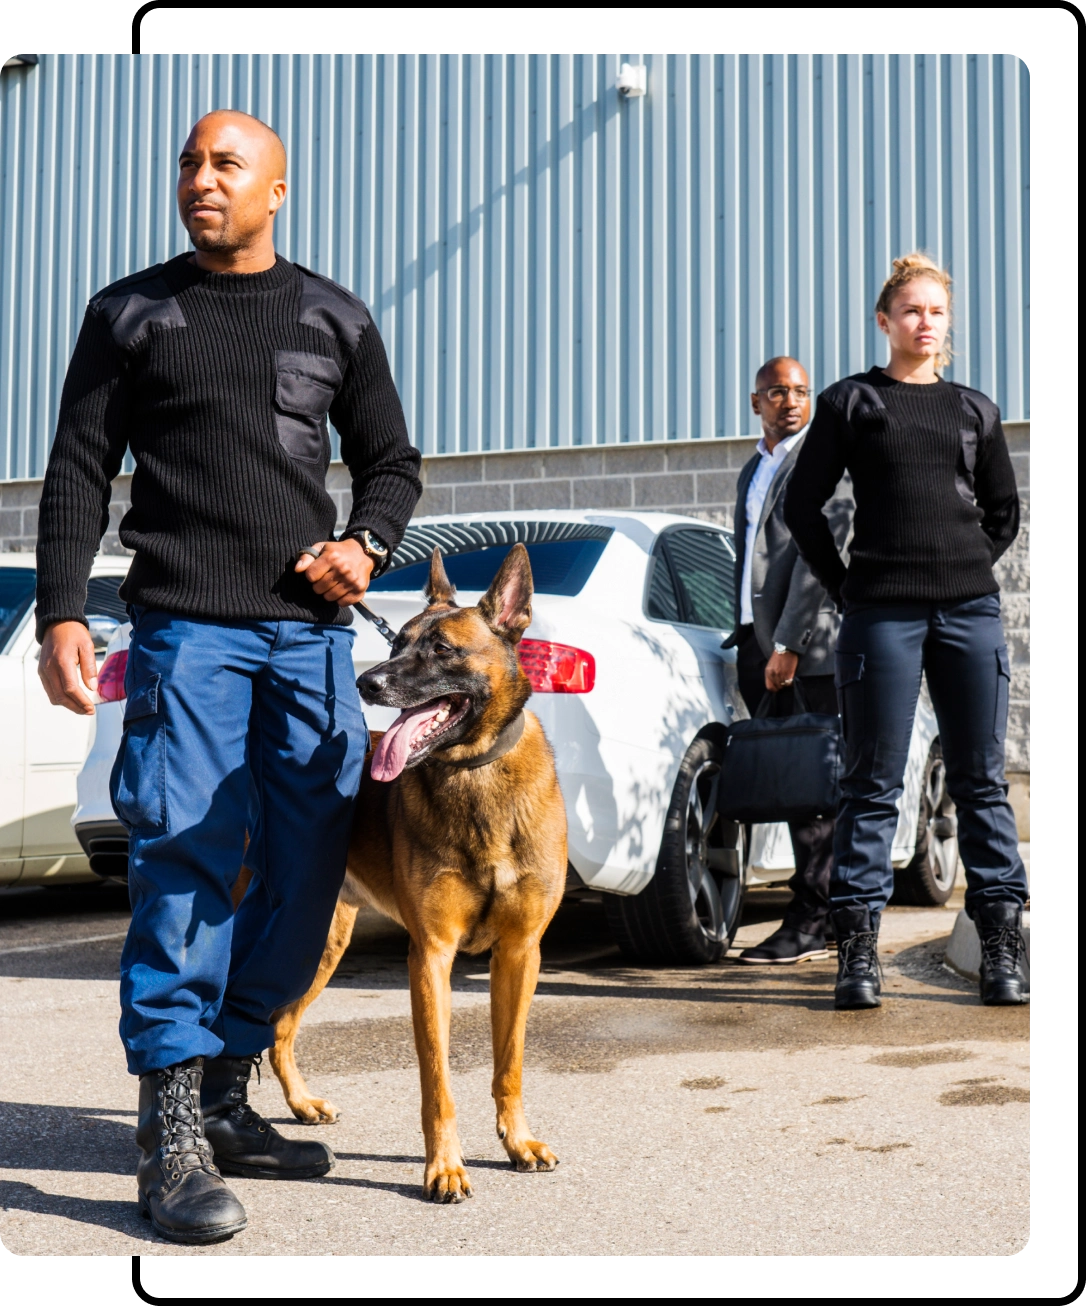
[357,528,391,577]
[773,641,792,656]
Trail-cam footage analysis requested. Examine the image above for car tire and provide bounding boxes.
[892,739,960,907]
[603,733,746,965]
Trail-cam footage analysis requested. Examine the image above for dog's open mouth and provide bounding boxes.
[370,694,471,781]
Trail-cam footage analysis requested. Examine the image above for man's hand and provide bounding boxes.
[294,538,374,606]
[39,621,98,716]
[765,648,799,693]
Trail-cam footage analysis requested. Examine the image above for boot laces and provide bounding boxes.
[838,931,880,979]
[980,925,1023,973]
[160,1064,215,1169]
[227,1053,268,1131]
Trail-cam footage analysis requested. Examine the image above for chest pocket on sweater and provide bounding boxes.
[956,428,979,505]
[273,350,343,463]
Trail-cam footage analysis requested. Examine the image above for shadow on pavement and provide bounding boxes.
[0,1179,153,1245]
[306,1171,428,1201]
[0,882,131,923]
[0,1102,136,1175]
[0,882,131,981]
[333,1150,511,1172]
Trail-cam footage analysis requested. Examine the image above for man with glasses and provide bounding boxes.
[724,357,849,964]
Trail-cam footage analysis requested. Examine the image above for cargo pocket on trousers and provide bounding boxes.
[994,647,1011,744]
[110,674,166,831]
[835,651,865,755]
[273,350,342,463]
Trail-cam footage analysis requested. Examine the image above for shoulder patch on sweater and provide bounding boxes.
[90,263,186,351]
[294,264,371,354]
[948,382,1000,438]
[819,375,886,422]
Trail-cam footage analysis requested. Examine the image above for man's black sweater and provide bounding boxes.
[783,367,1019,605]
[35,254,422,642]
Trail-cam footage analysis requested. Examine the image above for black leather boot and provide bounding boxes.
[201,1054,334,1180]
[974,901,1030,1005]
[831,907,882,1009]
[136,1057,248,1244]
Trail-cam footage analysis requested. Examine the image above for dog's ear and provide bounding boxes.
[425,548,457,607]
[478,543,533,642]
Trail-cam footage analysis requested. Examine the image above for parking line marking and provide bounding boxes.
[0,931,129,956]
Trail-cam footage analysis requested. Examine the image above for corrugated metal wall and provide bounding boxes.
[0,53,1029,478]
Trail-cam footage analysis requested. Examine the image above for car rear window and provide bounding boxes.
[0,568,37,649]
[369,521,613,596]
[85,575,128,622]
[0,568,129,651]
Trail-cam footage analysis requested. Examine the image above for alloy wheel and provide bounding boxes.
[684,759,745,945]
[923,754,959,893]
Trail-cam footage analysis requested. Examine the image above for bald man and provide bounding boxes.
[35,111,421,1243]
[725,356,849,965]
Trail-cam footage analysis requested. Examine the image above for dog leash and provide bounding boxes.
[297,545,397,646]
[353,600,396,646]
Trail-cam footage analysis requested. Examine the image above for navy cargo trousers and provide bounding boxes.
[831,593,1028,920]
[111,607,367,1076]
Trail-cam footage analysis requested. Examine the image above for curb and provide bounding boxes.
[943,909,1031,983]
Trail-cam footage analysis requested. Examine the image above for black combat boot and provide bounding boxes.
[973,901,1030,1006]
[201,1054,334,1180]
[831,907,882,1009]
[136,1057,248,1244]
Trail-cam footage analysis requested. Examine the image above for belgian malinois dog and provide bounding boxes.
[264,543,567,1202]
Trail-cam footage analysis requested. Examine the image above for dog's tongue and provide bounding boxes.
[370,701,447,782]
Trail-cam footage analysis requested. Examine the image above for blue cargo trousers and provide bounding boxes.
[831,593,1028,919]
[110,607,367,1075]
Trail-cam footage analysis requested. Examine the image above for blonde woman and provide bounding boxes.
[784,253,1028,1010]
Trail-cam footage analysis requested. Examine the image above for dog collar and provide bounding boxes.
[455,711,526,769]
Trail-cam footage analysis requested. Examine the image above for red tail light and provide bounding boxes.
[97,650,128,702]
[518,639,595,694]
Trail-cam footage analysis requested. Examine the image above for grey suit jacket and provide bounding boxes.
[727,434,852,677]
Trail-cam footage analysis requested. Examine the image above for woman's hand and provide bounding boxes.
[295,539,374,606]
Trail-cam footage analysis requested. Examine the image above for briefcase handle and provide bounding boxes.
[754,676,811,718]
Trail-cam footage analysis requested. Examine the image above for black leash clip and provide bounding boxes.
[353,600,396,647]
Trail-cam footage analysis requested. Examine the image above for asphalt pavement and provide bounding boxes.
[0,878,1029,1258]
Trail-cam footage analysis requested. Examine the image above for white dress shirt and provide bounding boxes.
[739,428,807,626]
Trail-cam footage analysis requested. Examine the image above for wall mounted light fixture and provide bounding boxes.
[616,63,647,98]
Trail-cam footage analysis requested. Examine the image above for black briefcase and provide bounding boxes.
[717,679,843,824]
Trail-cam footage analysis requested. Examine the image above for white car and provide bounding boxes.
[0,552,131,889]
[74,512,958,962]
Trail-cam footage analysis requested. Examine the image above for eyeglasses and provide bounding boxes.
[757,386,811,402]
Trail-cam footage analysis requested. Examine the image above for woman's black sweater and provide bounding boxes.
[783,366,1019,605]
[35,254,422,642]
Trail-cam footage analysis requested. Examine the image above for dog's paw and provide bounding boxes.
[289,1096,341,1125]
[424,1159,474,1204]
[507,1138,558,1173]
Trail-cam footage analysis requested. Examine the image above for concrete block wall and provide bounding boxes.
[331,438,754,531]
[992,422,1031,834]
[1,423,1031,793]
